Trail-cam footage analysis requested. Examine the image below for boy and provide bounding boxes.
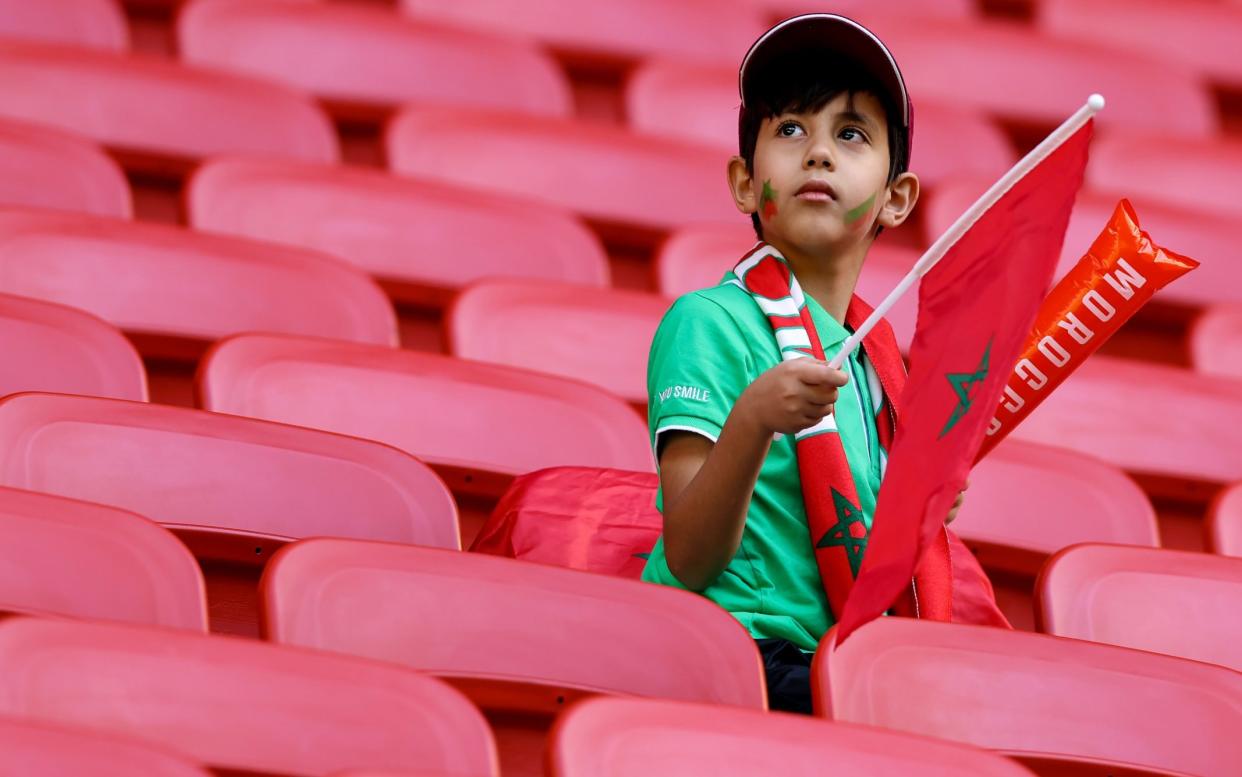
[642,15,967,713]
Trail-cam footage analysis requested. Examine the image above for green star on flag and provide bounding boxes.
[816,487,867,576]
[939,338,993,438]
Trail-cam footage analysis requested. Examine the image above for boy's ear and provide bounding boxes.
[727,155,758,215]
[877,171,920,230]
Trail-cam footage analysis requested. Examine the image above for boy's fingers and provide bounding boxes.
[795,360,849,387]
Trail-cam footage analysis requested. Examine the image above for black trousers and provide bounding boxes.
[756,638,814,714]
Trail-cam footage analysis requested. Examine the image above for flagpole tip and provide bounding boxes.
[1087,93,1105,112]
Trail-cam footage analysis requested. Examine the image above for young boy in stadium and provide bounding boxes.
[641,14,968,713]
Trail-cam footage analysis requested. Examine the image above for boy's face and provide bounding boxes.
[730,91,916,257]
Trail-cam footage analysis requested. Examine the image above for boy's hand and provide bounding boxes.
[739,359,849,436]
[945,480,969,526]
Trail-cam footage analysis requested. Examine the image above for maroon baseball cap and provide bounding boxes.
[739,14,912,163]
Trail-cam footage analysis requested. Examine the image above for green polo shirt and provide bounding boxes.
[641,272,886,652]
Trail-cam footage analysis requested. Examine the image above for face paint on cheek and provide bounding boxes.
[844,192,879,230]
[760,179,779,220]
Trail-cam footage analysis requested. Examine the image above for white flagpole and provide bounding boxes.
[827,93,1105,370]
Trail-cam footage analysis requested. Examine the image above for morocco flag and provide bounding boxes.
[834,110,1095,643]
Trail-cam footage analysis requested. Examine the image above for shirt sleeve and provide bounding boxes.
[647,292,752,460]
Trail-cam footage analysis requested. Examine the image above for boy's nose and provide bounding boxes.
[804,142,834,169]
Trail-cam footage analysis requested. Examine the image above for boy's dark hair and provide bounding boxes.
[739,50,910,239]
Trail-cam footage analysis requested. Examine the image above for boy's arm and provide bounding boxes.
[658,359,848,591]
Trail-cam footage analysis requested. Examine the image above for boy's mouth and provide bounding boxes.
[795,179,837,202]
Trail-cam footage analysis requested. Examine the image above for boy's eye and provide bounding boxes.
[840,127,868,143]
[777,121,804,137]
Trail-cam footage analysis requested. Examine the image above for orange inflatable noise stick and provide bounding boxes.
[976,199,1199,462]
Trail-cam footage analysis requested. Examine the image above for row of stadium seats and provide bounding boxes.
[7,0,1242,99]
[0,204,1239,486]
[1,385,1240,622]
[0,547,1238,776]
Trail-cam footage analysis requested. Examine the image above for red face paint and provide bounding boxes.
[760,179,778,220]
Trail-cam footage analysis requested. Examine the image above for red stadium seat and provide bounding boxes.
[1008,356,1242,489]
[447,280,668,404]
[470,467,661,579]
[1208,484,1242,557]
[1088,133,1242,222]
[0,293,147,401]
[815,618,1242,777]
[0,208,396,357]
[178,0,572,119]
[397,0,767,68]
[187,157,610,306]
[956,440,1158,575]
[263,539,765,775]
[1036,543,1242,672]
[0,716,212,777]
[0,0,128,51]
[550,697,1036,777]
[386,107,738,241]
[0,393,460,561]
[198,334,654,496]
[0,486,207,630]
[926,182,1242,309]
[750,0,977,24]
[859,15,1217,137]
[625,59,1015,188]
[0,117,131,217]
[656,223,919,350]
[0,617,497,777]
[1191,305,1242,380]
[1040,0,1242,89]
[0,40,337,173]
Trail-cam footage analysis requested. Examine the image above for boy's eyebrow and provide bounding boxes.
[835,109,878,129]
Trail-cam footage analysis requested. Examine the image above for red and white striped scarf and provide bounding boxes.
[730,242,903,618]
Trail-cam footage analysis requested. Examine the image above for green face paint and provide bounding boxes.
[760,179,778,220]
[844,192,878,226]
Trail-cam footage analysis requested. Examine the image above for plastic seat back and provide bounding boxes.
[656,224,919,350]
[0,715,212,777]
[0,208,396,356]
[178,0,572,118]
[0,393,459,560]
[1088,134,1242,222]
[928,181,1242,309]
[386,107,737,240]
[550,696,1036,777]
[1208,484,1242,557]
[263,538,766,707]
[0,0,128,50]
[1037,543,1242,672]
[199,334,654,495]
[0,486,207,630]
[0,617,497,777]
[0,40,337,172]
[863,15,1217,137]
[469,466,661,579]
[1010,356,1242,488]
[397,0,767,67]
[1191,306,1242,380]
[0,293,146,401]
[954,440,1158,574]
[1040,0,1242,88]
[816,618,1242,777]
[0,117,131,217]
[626,59,1015,188]
[187,157,609,306]
[447,280,668,404]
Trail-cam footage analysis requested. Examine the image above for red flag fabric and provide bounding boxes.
[835,120,1094,643]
